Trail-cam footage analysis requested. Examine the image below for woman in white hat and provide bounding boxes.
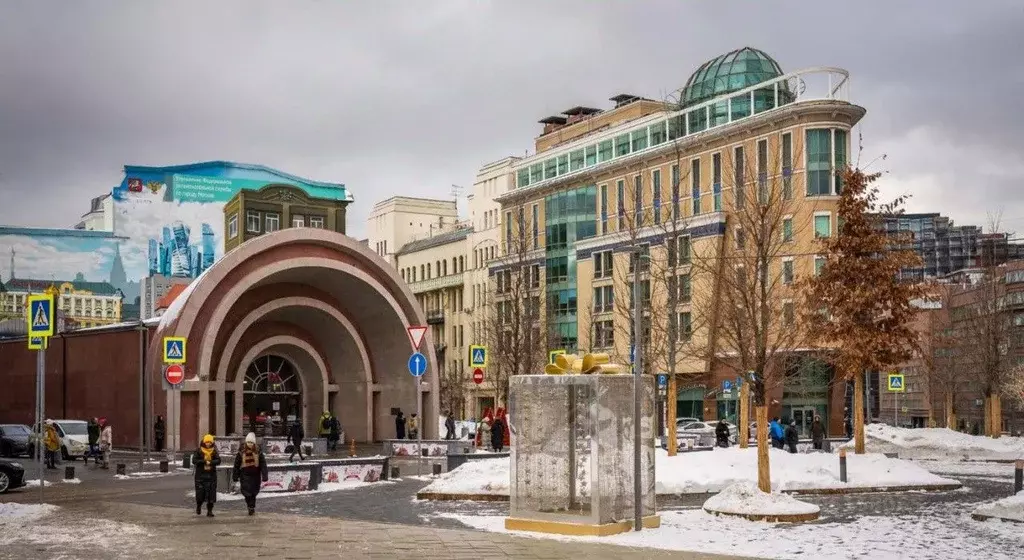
[232,432,268,516]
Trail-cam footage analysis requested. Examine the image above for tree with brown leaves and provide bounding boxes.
[803,168,927,454]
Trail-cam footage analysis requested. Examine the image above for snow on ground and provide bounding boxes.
[917,460,1017,478]
[839,424,1024,461]
[24,479,52,487]
[187,480,390,502]
[442,508,1024,560]
[419,457,509,495]
[437,416,476,440]
[62,478,81,484]
[421,447,956,497]
[0,502,150,552]
[703,482,819,517]
[974,490,1024,522]
[115,471,178,480]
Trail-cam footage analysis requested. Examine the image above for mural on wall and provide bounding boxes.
[111,164,348,307]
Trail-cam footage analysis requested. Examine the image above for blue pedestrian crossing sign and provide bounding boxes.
[163,337,187,365]
[469,345,488,368]
[27,294,54,338]
[887,373,905,392]
[408,352,427,377]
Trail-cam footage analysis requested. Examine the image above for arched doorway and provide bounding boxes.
[242,355,302,437]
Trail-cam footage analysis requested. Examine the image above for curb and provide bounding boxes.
[703,507,820,523]
[971,512,1023,523]
[416,482,962,501]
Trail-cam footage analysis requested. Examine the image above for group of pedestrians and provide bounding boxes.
[393,410,420,440]
[766,415,826,453]
[191,432,269,517]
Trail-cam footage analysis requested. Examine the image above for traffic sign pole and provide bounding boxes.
[35,342,44,502]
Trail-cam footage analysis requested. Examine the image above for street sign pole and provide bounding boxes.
[417,376,423,478]
[631,250,643,532]
[36,345,44,501]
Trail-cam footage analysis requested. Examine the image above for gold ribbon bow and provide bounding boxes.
[544,353,627,375]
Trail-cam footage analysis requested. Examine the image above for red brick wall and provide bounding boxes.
[0,326,164,449]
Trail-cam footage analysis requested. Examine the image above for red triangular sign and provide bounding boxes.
[407,326,427,350]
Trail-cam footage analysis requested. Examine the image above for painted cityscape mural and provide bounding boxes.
[0,229,126,287]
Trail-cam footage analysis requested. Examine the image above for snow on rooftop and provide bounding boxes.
[157,266,214,330]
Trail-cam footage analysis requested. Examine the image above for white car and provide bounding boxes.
[678,421,738,443]
[33,420,91,461]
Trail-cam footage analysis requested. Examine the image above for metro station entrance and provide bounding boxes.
[242,355,303,437]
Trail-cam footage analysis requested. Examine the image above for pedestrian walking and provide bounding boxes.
[287,420,305,461]
[318,411,331,444]
[490,415,505,452]
[154,415,165,452]
[715,418,731,448]
[99,418,113,469]
[87,418,101,464]
[232,432,268,516]
[43,420,60,469]
[394,411,406,440]
[784,420,799,454]
[408,413,419,440]
[769,417,785,450]
[192,434,221,517]
[444,412,456,440]
[811,415,825,450]
[844,408,853,440]
[328,413,340,451]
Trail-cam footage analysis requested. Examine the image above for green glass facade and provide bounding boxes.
[680,47,789,109]
[544,185,597,351]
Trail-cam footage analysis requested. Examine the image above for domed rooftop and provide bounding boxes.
[680,47,784,107]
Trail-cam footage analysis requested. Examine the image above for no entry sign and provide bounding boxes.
[472,368,484,384]
[165,364,185,385]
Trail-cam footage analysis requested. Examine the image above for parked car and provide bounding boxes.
[0,424,32,458]
[32,420,91,461]
[678,421,738,443]
[0,458,26,493]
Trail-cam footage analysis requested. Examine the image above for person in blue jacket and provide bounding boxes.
[769,417,785,449]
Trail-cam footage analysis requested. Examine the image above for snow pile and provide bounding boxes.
[0,503,58,523]
[419,457,509,495]
[703,482,819,517]
[23,479,52,487]
[839,424,1024,461]
[657,447,958,493]
[974,490,1024,523]
[62,478,81,484]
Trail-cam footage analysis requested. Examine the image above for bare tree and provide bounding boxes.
[918,286,960,429]
[689,139,815,492]
[484,203,546,407]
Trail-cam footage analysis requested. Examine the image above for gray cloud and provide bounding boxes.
[1,0,1022,238]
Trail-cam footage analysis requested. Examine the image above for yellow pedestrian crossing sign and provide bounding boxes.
[163,337,187,364]
[26,294,54,337]
[469,345,488,368]
[887,373,905,392]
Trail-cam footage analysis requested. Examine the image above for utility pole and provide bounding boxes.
[631,248,643,532]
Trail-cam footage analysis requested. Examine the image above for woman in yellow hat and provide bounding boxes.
[192,434,221,517]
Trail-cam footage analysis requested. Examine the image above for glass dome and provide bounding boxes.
[681,47,785,107]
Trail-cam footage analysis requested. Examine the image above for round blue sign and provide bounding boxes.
[408,352,427,377]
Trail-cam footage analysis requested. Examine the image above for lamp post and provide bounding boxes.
[625,246,649,532]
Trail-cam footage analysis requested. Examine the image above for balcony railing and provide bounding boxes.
[426,309,445,324]
[507,67,852,196]
[407,273,464,295]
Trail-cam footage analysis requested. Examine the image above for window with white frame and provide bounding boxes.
[593,285,614,313]
[265,212,280,232]
[593,320,615,348]
[814,256,826,276]
[782,216,793,243]
[757,138,769,203]
[227,213,238,239]
[782,258,794,284]
[669,235,691,266]
[676,312,693,341]
[783,300,795,327]
[652,169,662,224]
[246,210,261,233]
[691,158,701,215]
[292,215,305,228]
[309,216,324,228]
[593,250,613,279]
[814,213,832,238]
[628,244,650,273]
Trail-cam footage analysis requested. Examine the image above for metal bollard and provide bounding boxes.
[182,454,191,469]
[1015,459,1023,494]
[390,466,400,479]
[432,463,442,476]
[421,448,429,457]
[64,466,75,480]
[115,463,126,476]
[159,460,169,473]
[839,448,848,483]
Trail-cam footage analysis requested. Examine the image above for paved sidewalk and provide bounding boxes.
[3,501,751,560]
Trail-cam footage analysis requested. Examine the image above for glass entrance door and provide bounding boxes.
[791,407,817,439]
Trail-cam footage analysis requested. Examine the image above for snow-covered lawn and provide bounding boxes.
[0,502,150,552]
[187,479,390,502]
[703,482,819,518]
[420,447,958,497]
[442,508,1024,559]
[839,424,1024,461]
[974,490,1024,523]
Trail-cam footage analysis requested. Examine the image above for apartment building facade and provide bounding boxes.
[491,47,865,436]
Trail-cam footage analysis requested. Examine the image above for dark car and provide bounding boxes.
[0,424,32,458]
[0,458,26,493]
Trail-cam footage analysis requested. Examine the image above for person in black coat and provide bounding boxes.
[810,415,825,450]
[444,412,456,440]
[287,420,305,461]
[784,421,799,454]
[232,432,269,516]
[395,411,406,440]
[154,416,165,452]
[715,419,731,448]
[490,416,505,452]
[192,434,221,517]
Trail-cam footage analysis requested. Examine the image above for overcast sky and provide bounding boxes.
[1,0,1022,239]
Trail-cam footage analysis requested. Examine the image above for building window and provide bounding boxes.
[814,256,826,276]
[806,129,833,196]
[678,274,692,303]
[569,150,584,172]
[615,134,631,157]
[617,180,625,227]
[633,175,643,226]
[593,286,614,313]
[585,145,598,167]
[598,140,613,162]
[734,146,745,209]
[631,129,648,152]
[735,227,745,249]
[594,320,615,348]
[309,216,324,228]
[669,235,691,266]
[781,132,793,200]
[629,280,651,308]
[265,212,280,232]
[652,169,662,224]
[712,153,722,212]
[593,250,613,279]
[671,164,680,222]
[834,129,848,193]
[628,244,650,274]
[292,215,305,228]
[505,211,512,251]
[757,139,768,203]
[677,312,693,342]
[814,214,832,238]
[600,184,608,235]
[246,211,261,233]
[783,301,795,327]
[650,121,666,146]
[782,259,794,284]
[691,158,701,215]
[532,204,539,249]
[227,214,238,239]
[531,264,541,289]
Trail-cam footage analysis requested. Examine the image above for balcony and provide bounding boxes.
[426,309,445,324]
[408,273,464,295]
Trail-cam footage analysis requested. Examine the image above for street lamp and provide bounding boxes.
[624,245,650,532]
